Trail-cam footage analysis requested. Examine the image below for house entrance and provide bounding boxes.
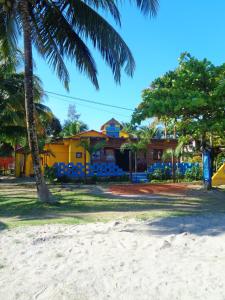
[115,149,130,172]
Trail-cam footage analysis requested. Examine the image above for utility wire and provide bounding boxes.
[45,90,134,112]
[50,95,131,118]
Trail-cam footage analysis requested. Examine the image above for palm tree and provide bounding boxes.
[61,120,88,137]
[120,125,155,177]
[0,61,54,145]
[0,0,158,202]
[79,139,106,182]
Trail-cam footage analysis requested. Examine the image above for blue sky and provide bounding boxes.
[33,0,225,131]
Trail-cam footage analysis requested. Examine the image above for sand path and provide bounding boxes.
[1,215,225,300]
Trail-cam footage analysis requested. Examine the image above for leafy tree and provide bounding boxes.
[133,53,225,143]
[61,104,88,137]
[132,53,225,186]
[0,0,158,202]
[67,104,80,122]
[45,117,62,138]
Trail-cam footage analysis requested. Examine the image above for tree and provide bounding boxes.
[0,56,55,146]
[45,117,62,139]
[0,0,158,202]
[67,104,80,122]
[61,105,88,137]
[79,139,106,182]
[120,125,155,175]
[132,53,225,187]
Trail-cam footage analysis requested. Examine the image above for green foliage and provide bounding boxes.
[60,105,88,137]
[184,166,202,181]
[0,1,159,90]
[133,52,225,149]
[61,120,88,137]
[80,139,106,156]
[44,165,57,182]
[149,168,171,181]
[0,55,57,145]
[216,152,225,169]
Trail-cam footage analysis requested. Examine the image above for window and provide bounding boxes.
[153,149,163,160]
[105,149,115,161]
[92,150,101,161]
[76,152,82,158]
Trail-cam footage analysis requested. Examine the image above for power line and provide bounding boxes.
[45,91,134,112]
[50,95,131,119]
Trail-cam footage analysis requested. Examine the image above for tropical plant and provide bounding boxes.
[61,120,88,137]
[79,138,106,182]
[0,0,158,202]
[0,57,55,146]
[120,126,155,174]
[133,52,225,188]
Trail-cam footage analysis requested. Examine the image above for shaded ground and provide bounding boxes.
[0,177,224,228]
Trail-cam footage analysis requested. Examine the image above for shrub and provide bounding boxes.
[184,165,202,181]
[216,152,225,169]
[175,168,184,181]
[44,165,57,182]
[151,168,165,180]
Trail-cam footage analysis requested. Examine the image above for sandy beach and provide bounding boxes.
[1,215,225,300]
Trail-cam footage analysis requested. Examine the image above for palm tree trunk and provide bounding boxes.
[171,150,175,183]
[20,0,55,203]
[129,150,132,181]
[84,149,87,184]
[134,151,137,173]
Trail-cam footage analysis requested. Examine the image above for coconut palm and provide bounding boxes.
[0,0,158,202]
[79,139,106,182]
[120,126,156,176]
[0,59,54,145]
[61,120,88,137]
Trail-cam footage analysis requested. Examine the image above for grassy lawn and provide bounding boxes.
[0,181,224,229]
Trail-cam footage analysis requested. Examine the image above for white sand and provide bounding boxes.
[1,215,225,300]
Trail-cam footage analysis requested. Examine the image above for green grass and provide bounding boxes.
[0,183,224,229]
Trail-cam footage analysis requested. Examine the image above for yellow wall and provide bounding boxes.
[15,153,24,177]
[44,143,69,166]
[120,130,129,138]
[67,139,90,165]
[15,153,42,177]
[16,138,92,177]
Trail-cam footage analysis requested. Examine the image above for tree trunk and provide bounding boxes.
[129,150,132,182]
[84,149,87,184]
[171,150,175,183]
[164,123,167,139]
[134,151,137,173]
[20,0,55,203]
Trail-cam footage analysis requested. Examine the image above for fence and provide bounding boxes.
[148,162,199,176]
[54,162,125,178]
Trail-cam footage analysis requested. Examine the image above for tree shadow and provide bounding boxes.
[0,221,8,231]
[120,213,225,236]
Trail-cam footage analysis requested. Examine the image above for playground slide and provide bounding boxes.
[212,163,225,186]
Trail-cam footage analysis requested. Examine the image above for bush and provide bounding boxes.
[151,168,165,180]
[44,165,57,182]
[184,165,202,181]
[175,168,184,181]
[216,153,225,169]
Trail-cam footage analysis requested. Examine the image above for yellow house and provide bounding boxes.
[15,118,180,177]
[15,130,108,177]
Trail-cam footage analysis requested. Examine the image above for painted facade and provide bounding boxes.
[15,118,178,177]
